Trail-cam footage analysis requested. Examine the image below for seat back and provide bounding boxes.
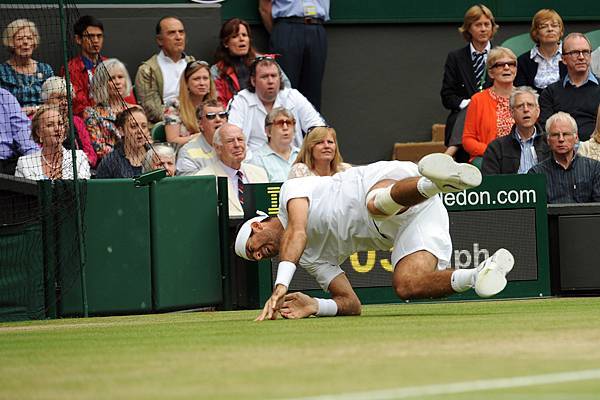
[151,121,166,143]
[501,33,534,57]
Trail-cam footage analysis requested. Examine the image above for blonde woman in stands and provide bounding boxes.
[15,104,90,180]
[462,47,517,163]
[83,58,136,161]
[0,19,54,116]
[515,9,567,93]
[164,60,217,146]
[578,105,600,161]
[288,126,351,178]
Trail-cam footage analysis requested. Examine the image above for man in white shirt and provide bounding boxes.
[135,16,195,123]
[195,123,268,218]
[228,57,325,155]
[235,153,514,320]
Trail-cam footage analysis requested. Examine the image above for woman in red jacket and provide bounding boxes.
[210,18,257,108]
[462,47,517,163]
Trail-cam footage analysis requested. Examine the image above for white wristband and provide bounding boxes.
[274,261,296,288]
[315,298,338,317]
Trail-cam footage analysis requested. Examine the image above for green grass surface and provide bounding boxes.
[1,298,599,399]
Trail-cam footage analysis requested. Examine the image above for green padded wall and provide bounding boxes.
[150,176,222,311]
[59,180,152,316]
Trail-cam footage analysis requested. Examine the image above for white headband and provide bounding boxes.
[234,211,269,260]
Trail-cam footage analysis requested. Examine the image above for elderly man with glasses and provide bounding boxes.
[482,86,550,175]
[176,99,228,175]
[539,33,600,141]
[529,111,600,203]
[228,56,325,157]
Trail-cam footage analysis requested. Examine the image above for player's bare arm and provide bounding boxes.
[256,197,309,321]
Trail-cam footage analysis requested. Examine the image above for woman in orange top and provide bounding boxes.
[462,47,517,162]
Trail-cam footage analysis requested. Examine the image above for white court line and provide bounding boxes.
[290,368,600,400]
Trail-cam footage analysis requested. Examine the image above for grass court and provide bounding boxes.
[1,297,599,399]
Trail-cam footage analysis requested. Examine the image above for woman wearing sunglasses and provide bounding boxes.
[462,47,517,164]
[247,107,300,182]
[288,126,351,179]
[164,60,217,146]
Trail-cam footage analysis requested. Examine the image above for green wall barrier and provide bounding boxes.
[220,0,600,23]
[0,224,45,321]
[59,179,153,316]
[150,176,222,311]
[55,176,224,317]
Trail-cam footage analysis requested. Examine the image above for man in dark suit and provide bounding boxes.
[440,4,498,162]
[482,86,550,175]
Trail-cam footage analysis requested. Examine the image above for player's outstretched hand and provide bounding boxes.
[255,284,288,321]
[280,292,319,319]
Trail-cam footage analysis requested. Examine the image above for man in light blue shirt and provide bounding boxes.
[0,88,38,174]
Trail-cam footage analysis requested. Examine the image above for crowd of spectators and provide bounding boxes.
[442,5,600,204]
[1,1,600,213]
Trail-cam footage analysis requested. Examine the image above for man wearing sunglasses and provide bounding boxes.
[176,99,228,175]
[228,57,325,156]
[135,16,195,124]
[529,111,600,203]
[539,33,600,141]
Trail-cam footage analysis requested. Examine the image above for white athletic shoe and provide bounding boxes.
[474,248,515,298]
[418,153,482,192]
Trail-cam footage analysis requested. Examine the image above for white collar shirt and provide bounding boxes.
[156,50,188,103]
[228,87,325,153]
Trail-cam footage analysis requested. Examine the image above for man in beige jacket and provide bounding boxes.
[135,16,195,124]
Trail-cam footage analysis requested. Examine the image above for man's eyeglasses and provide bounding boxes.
[548,131,576,139]
[537,22,560,31]
[252,54,280,66]
[512,102,537,111]
[490,61,517,69]
[204,111,228,120]
[82,33,103,40]
[563,49,591,58]
[267,118,295,127]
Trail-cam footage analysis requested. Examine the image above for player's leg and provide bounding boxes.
[392,249,515,300]
[280,273,361,318]
[392,250,454,299]
[366,155,482,218]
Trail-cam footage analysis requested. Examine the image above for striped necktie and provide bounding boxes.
[472,50,487,89]
[237,170,244,205]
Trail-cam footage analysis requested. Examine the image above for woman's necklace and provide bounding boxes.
[41,151,63,179]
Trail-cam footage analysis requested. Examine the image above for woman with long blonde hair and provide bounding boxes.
[288,126,351,178]
[164,60,217,146]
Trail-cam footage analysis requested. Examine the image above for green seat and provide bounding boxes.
[501,33,534,57]
[151,121,166,143]
[586,29,600,50]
